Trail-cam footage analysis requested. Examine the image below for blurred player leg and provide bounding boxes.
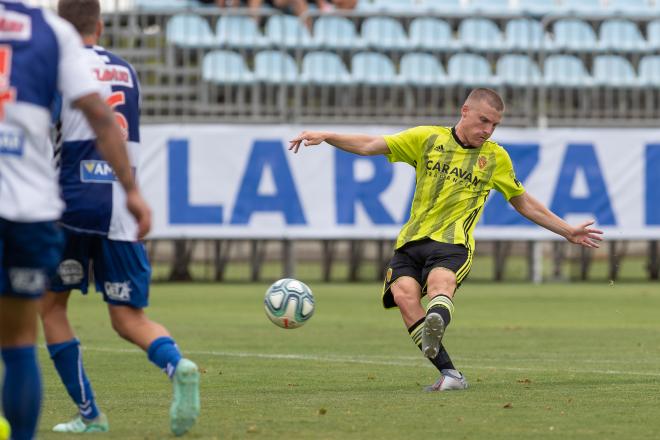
[108,305,200,436]
[40,291,107,433]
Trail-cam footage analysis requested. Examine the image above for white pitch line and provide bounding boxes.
[82,346,660,378]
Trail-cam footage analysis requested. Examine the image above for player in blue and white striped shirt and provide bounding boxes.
[0,1,150,439]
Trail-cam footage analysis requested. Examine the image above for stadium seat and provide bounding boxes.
[593,55,638,87]
[399,52,449,86]
[166,14,215,48]
[599,20,647,53]
[265,15,314,49]
[505,18,550,51]
[300,51,351,85]
[351,52,400,85]
[552,19,599,52]
[202,50,254,84]
[368,0,422,12]
[447,53,498,87]
[312,16,363,50]
[458,18,505,51]
[215,16,268,49]
[135,0,194,10]
[469,0,512,14]
[361,17,410,51]
[423,0,465,15]
[608,0,652,16]
[496,54,542,86]
[646,20,660,50]
[254,50,299,84]
[518,0,557,15]
[562,0,604,15]
[408,17,455,51]
[543,55,592,87]
[638,55,660,86]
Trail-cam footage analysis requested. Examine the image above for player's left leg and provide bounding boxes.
[97,238,199,436]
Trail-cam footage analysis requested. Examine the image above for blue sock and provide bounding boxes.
[147,336,182,379]
[47,339,100,420]
[1,345,42,440]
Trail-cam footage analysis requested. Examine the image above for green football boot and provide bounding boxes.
[52,413,109,433]
[170,358,200,436]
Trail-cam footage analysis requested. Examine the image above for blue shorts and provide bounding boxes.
[0,219,64,299]
[50,229,151,308]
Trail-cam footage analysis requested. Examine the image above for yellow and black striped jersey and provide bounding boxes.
[384,126,525,251]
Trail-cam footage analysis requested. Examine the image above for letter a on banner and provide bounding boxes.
[230,140,306,225]
[550,143,616,225]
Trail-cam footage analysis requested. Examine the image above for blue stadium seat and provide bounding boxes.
[552,19,599,52]
[599,20,647,53]
[505,18,550,51]
[469,0,512,14]
[361,17,410,51]
[593,55,637,87]
[543,55,592,87]
[312,16,363,50]
[351,52,400,85]
[562,0,603,15]
[265,15,314,49]
[496,54,542,86]
[423,0,465,14]
[646,20,660,50]
[202,51,254,84]
[300,51,351,85]
[408,17,455,51]
[638,55,660,86]
[215,16,268,49]
[458,18,505,51]
[447,53,498,87]
[608,0,652,16]
[518,0,557,15]
[399,53,449,86]
[135,0,195,10]
[166,14,215,48]
[254,50,299,84]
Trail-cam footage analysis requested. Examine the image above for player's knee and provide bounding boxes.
[391,285,418,311]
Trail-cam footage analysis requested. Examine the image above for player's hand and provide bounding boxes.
[566,220,604,248]
[126,188,152,240]
[288,131,327,153]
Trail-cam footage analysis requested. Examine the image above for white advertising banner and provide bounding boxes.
[139,125,660,240]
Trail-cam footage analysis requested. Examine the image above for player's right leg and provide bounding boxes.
[1,219,63,440]
[43,231,107,433]
[381,241,463,391]
[97,238,199,436]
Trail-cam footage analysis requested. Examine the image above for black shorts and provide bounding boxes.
[381,238,472,309]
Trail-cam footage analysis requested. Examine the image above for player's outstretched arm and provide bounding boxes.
[73,93,152,239]
[289,131,390,156]
[509,192,604,248]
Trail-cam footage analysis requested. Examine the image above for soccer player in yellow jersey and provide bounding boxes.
[289,88,603,391]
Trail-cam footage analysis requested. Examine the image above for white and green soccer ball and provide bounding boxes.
[264,278,315,329]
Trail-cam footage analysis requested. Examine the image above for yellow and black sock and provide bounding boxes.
[408,317,455,372]
[426,294,454,327]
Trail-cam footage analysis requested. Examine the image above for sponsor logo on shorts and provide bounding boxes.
[58,259,84,285]
[8,268,46,294]
[104,281,132,302]
[386,267,393,283]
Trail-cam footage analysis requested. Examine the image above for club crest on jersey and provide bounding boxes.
[478,155,488,170]
[81,160,117,183]
[93,65,133,88]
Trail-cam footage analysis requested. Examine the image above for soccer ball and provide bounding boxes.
[264,278,315,329]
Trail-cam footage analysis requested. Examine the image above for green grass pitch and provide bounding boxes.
[26,282,660,439]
